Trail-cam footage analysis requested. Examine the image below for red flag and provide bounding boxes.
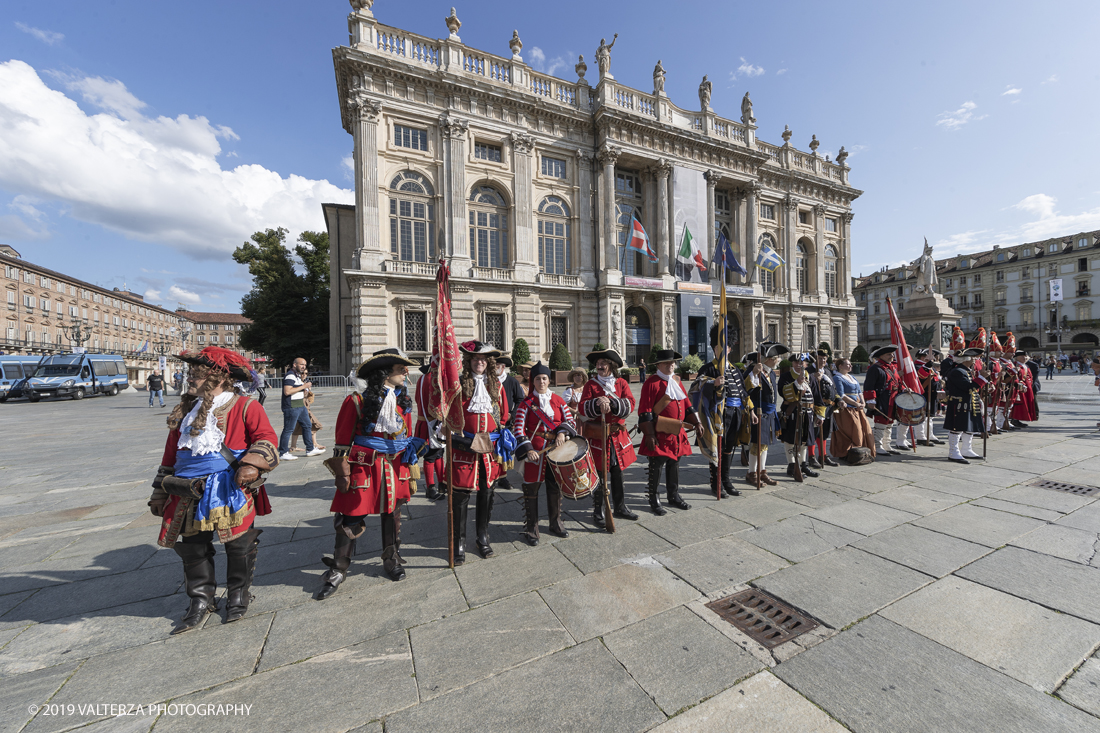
[886,296,922,393]
[430,259,462,429]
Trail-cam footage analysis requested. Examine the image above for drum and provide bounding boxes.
[895,391,927,426]
[546,437,598,500]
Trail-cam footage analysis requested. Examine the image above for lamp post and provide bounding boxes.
[66,317,94,353]
[178,325,193,393]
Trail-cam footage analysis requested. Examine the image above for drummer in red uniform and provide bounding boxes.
[316,348,423,599]
[513,362,576,545]
[445,341,515,565]
[638,349,701,515]
[578,348,639,529]
[415,357,446,501]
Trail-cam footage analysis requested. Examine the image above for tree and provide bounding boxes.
[851,344,870,363]
[233,228,330,371]
[511,338,531,366]
[549,343,572,371]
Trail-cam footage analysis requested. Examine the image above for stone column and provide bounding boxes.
[597,145,622,283]
[704,170,719,277]
[576,149,596,288]
[813,204,828,299]
[745,182,760,284]
[842,211,854,299]
[440,114,470,268]
[783,194,798,297]
[656,159,672,276]
[347,90,383,271]
[510,132,537,280]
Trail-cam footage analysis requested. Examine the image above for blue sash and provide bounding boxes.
[175,449,248,524]
[353,435,426,465]
[462,428,518,465]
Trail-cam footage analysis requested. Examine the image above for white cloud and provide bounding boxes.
[144,288,162,301]
[0,60,352,260]
[935,100,985,130]
[342,154,354,181]
[735,57,765,77]
[168,285,202,304]
[776,69,787,75]
[15,22,63,46]
[1002,86,1021,96]
[1043,74,1059,84]
[528,46,546,69]
[1014,193,1056,220]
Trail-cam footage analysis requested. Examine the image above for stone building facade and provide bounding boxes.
[327,2,862,376]
[854,229,1100,354]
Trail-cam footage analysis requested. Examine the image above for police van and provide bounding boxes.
[0,355,44,402]
[23,353,129,401]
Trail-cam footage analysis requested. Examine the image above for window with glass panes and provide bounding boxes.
[759,235,777,292]
[550,317,567,351]
[714,190,734,281]
[389,172,435,262]
[795,243,808,293]
[833,325,842,351]
[760,203,775,220]
[394,124,428,151]
[469,186,509,268]
[537,196,571,274]
[484,312,505,348]
[474,142,501,162]
[542,156,566,178]
[616,170,646,276]
[825,218,837,232]
[404,311,427,352]
[824,244,838,296]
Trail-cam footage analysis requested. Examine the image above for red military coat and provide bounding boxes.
[514,392,576,483]
[638,374,694,460]
[158,394,277,547]
[330,391,415,516]
[415,377,434,443]
[446,378,510,491]
[578,377,637,471]
[1010,362,1038,421]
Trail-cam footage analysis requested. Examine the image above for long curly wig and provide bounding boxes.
[358,365,412,433]
[167,365,234,435]
[460,353,500,414]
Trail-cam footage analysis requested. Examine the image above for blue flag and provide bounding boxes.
[712,231,748,276]
[756,242,785,273]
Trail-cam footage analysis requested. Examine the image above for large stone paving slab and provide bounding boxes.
[970,497,1064,521]
[739,515,864,563]
[553,523,676,574]
[649,670,849,732]
[805,499,919,536]
[455,544,581,607]
[385,641,665,733]
[1059,502,1100,532]
[655,536,788,595]
[770,485,854,509]
[991,485,1097,514]
[0,662,80,733]
[776,615,1100,733]
[818,471,913,494]
[880,577,1100,692]
[862,486,963,516]
[153,630,418,733]
[707,494,806,527]
[537,562,699,641]
[1,564,183,624]
[410,592,573,700]
[1010,524,1100,567]
[753,547,932,629]
[907,474,997,499]
[640,506,750,548]
[913,503,1046,547]
[957,546,1100,624]
[257,569,467,671]
[602,606,763,715]
[852,523,991,577]
[1058,652,1100,717]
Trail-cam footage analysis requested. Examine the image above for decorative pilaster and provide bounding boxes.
[842,211,854,299]
[813,204,827,299]
[510,132,537,276]
[440,114,470,266]
[704,170,719,276]
[745,181,761,284]
[655,159,673,276]
[597,144,622,282]
[576,149,596,287]
[348,90,383,271]
[661,295,677,349]
[783,194,799,296]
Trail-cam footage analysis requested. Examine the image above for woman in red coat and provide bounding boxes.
[638,350,701,515]
[148,347,279,634]
[578,348,639,529]
[444,341,514,564]
[316,348,423,599]
[514,362,576,545]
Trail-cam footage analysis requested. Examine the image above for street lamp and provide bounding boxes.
[66,317,93,353]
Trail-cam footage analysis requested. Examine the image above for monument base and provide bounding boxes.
[900,292,958,352]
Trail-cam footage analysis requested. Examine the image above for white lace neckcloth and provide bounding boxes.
[178,391,234,456]
[535,390,555,417]
[469,374,493,414]
[376,386,404,434]
[596,374,617,394]
[656,370,688,401]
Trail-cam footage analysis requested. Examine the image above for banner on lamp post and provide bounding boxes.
[1050,279,1063,301]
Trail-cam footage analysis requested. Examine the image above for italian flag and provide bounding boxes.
[676,226,707,282]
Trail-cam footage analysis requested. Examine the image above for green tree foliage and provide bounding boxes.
[591,342,606,352]
[233,228,330,371]
[676,354,704,376]
[817,341,833,356]
[511,338,531,366]
[549,343,572,371]
[851,344,870,363]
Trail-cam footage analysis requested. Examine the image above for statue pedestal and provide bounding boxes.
[900,292,958,351]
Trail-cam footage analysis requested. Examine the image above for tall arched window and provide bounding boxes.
[469,185,509,268]
[615,170,648,277]
[537,196,571,274]
[795,242,808,294]
[714,190,734,284]
[824,244,838,296]
[759,234,776,293]
[389,171,435,262]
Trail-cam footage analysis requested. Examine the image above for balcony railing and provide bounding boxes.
[537,273,580,287]
[385,259,436,276]
[1020,295,1033,303]
[994,299,1007,306]
[471,266,513,282]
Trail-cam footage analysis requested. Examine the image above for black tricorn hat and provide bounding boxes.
[958,347,984,358]
[652,349,682,363]
[529,361,552,380]
[760,342,790,359]
[870,345,899,360]
[418,355,438,375]
[459,340,501,358]
[497,355,514,368]
[742,351,759,365]
[586,348,624,368]
[358,348,417,379]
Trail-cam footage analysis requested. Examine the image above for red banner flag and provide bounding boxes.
[430,259,462,429]
[886,296,922,393]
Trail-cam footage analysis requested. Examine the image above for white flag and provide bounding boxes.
[1050,279,1063,302]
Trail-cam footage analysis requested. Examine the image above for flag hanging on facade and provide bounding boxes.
[430,259,463,430]
[676,225,707,282]
[755,242,785,273]
[712,231,748,276]
[626,212,658,264]
[886,296,922,393]
[1050,278,1063,302]
[138,340,148,353]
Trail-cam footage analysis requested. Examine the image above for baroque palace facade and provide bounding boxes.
[326,2,862,376]
[854,229,1100,354]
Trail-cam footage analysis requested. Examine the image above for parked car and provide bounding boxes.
[23,353,129,401]
[0,356,45,402]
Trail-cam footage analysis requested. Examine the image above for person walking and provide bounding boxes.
[279,358,324,461]
[147,370,166,408]
[1045,356,1055,380]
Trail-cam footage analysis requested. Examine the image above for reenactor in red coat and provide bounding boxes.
[864,345,902,455]
[638,350,701,515]
[415,358,446,501]
[578,349,639,528]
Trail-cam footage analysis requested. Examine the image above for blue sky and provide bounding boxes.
[1,0,1098,311]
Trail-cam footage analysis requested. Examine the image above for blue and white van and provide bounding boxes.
[0,356,44,402]
[23,353,129,401]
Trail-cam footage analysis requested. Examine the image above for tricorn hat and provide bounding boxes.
[1013,349,1029,359]
[958,347,984,358]
[179,347,254,382]
[742,351,759,365]
[870,345,898,360]
[760,342,790,359]
[586,348,624,368]
[358,348,417,379]
[496,355,514,368]
[651,349,682,364]
[459,340,502,358]
[529,361,552,380]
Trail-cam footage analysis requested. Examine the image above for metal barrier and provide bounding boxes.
[265,375,351,395]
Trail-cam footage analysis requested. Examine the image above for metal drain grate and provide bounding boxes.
[705,589,818,648]
[1031,479,1100,497]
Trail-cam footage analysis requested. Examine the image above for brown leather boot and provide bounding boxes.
[759,471,778,486]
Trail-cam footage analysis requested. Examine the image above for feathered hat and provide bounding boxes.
[1003,332,1017,358]
[950,326,966,352]
[179,347,254,382]
[989,331,1003,354]
[459,340,501,358]
[968,327,987,350]
[357,348,417,379]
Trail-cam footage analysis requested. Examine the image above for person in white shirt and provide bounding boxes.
[278,358,324,460]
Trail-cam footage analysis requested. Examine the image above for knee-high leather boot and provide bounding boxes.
[592,483,606,530]
[610,466,637,520]
[224,528,261,623]
[393,502,407,566]
[546,474,568,538]
[474,481,494,559]
[172,541,217,635]
[380,512,406,582]
[522,482,541,546]
[316,526,357,600]
[666,459,690,510]
[709,461,721,499]
[647,458,667,516]
[720,451,741,497]
[452,490,470,565]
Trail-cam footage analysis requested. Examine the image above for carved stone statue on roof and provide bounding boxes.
[698,75,712,110]
[596,34,618,76]
[653,59,666,95]
[741,92,756,125]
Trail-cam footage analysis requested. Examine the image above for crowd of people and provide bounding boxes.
[145,326,1042,634]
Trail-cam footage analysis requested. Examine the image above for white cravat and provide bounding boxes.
[596,374,617,394]
[497,370,507,384]
[536,390,555,417]
[469,374,492,414]
[376,386,403,434]
[656,370,687,401]
[178,391,234,456]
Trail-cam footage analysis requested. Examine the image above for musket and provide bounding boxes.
[754,406,762,490]
[791,391,804,483]
[601,412,615,533]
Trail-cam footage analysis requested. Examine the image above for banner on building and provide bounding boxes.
[675,226,706,282]
[1050,278,1063,302]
